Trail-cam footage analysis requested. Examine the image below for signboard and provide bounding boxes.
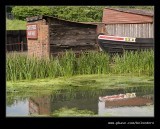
[98,35,136,42]
[27,24,38,39]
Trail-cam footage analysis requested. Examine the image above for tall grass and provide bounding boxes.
[77,51,110,75]
[112,50,154,76]
[6,50,154,81]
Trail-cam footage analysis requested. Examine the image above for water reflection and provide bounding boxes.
[29,95,52,115]
[98,94,154,116]
[6,86,154,117]
[6,99,29,116]
[98,104,154,117]
[29,90,100,115]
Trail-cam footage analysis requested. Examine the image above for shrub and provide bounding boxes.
[12,6,53,20]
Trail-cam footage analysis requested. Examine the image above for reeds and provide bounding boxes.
[6,50,154,81]
[112,50,154,76]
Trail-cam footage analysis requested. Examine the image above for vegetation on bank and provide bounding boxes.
[7,6,153,30]
[6,50,154,81]
[6,19,26,30]
[7,74,154,89]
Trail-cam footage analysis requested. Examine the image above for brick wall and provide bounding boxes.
[103,8,153,24]
[27,19,49,59]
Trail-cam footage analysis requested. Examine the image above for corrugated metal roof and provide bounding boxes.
[105,7,154,17]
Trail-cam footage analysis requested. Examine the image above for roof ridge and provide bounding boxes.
[104,7,154,16]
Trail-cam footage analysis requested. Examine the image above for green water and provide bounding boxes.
[6,85,154,117]
[6,74,154,117]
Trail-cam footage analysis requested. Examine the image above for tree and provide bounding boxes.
[12,6,54,20]
[11,6,153,22]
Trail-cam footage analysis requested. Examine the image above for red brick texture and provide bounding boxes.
[27,19,49,59]
[102,8,153,24]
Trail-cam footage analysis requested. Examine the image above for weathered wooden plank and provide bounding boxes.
[50,34,96,38]
[50,40,96,46]
[50,28,95,33]
[105,23,153,38]
[48,18,98,53]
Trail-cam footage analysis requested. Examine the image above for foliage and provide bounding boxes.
[6,6,154,30]
[6,50,154,81]
[11,6,104,22]
[11,6,153,22]
[51,6,104,22]
[11,6,54,20]
[6,51,110,81]
[112,50,154,76]
[6,18,26,30]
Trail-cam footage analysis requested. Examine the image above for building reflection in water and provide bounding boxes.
[28,89,154,116]
[98,95,154,116]
[28,90,100,116]
[29,95,51,115]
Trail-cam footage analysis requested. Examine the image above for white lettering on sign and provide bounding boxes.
[28,31,36,36]
[26,24,38,38]
[27,24,37,30]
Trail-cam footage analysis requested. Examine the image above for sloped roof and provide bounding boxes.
[105,7,154,17]
[80,22,104,25]
[26,15,97,27]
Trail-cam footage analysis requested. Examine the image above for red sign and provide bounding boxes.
[27,24,38,39]
[98,35,136,42]
[98,35,125,42]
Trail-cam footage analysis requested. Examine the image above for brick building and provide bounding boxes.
[26,15,105,58]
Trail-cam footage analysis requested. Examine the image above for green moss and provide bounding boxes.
[52,107,96,117]
[7,74,153,90]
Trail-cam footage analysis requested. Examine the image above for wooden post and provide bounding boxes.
[21,41,23,52]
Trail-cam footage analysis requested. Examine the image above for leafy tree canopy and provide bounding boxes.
[11,6,154,22]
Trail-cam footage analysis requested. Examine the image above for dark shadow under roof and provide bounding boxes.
[105,7,154,17]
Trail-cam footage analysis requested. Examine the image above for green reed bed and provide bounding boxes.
[112,50,154,76]
[76,51,110,75]
[6,50,154,81]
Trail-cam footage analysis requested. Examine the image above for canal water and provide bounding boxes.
[6,86,154,117]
